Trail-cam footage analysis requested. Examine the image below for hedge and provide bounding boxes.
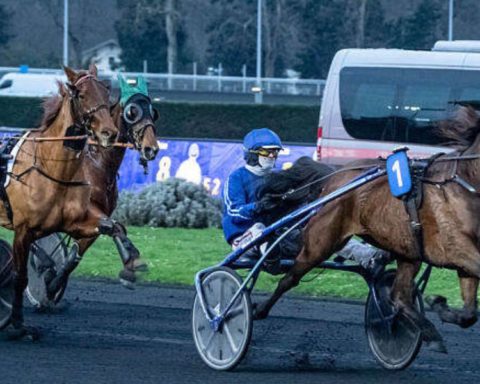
[0,97,318,143]
[112,178,223,228]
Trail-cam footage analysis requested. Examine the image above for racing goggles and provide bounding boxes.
[123,95,158,125]
[253,147,281,157]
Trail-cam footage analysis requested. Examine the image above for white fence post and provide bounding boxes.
[193,62,197,91]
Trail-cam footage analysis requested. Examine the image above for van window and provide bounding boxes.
[339,67,480,145]
[0,79,12,89]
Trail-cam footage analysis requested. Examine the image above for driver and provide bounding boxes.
[222,128,390,274]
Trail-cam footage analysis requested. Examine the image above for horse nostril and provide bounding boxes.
[100,130,111,138]
[143,147,158,160]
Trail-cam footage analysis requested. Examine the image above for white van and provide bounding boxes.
[0,73,67,97]
[317,47,480,165]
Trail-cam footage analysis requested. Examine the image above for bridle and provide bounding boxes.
[68,74,110,139]
[122,95,156,150]
[7,74,113,188]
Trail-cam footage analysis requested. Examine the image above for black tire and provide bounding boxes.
[192,267,253,371]
[26,233,68,308]
[365,269,423,370]
[0,239,14,329]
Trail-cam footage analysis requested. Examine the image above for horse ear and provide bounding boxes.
[88,63,98,77]
[65,82,78,97]
[63,65,78,84]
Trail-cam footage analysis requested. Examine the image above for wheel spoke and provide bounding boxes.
[223,322,239,353]
[224,304,244,320]
[202,330,216,352]
[0,296,12,309]
[219,279,225,309]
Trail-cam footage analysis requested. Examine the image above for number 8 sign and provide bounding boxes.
[386,149,412,197]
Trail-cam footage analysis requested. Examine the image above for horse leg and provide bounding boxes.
[98,218,145,271]
[427,272,478,329]
[392,259,446,353]
[67,212,141,286]
[45,238,89,300]
[253,249,316,320]
[9,228,40,339]
[254,203,348,320]
[97,217,144,286]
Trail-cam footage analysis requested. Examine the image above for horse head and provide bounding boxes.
[116,75,159,162]
[63,64,118,148]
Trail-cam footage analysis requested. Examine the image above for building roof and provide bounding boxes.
[82,39,120,57]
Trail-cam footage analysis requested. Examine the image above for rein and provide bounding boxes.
[277,152,480,201]
[2,134,134,148]
[276,164,376,200]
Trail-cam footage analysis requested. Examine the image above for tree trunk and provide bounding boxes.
[165,0,178,73]
[356,0,368,48]
[264,1,284,77]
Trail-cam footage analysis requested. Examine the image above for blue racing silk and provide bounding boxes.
[222,166,267,243]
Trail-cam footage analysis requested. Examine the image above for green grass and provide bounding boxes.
[0,227,464,306]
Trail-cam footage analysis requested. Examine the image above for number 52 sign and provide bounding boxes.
[386,149,412,197]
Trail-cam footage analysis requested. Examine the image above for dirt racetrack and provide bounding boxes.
[0,279,478,384]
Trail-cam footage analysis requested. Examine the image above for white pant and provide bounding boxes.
[231,223,267,254]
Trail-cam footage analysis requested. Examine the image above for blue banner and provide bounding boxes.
[118,139,316,197]
[0,130,316,199]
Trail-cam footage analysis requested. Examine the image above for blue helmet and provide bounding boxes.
[243,128,282,152]
[243,128,282,165]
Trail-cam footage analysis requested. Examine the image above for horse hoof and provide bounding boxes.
[132,259,148,272]
[252,303,268,321]
[6,325,42,341]
[424,340,448,354]
[119,278,136,290]
[425,295,447,308]
[119,269,136,290]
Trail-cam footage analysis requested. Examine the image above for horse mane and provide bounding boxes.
[259,156,335,223]
[40,81,68,131]
[436,105,480,150]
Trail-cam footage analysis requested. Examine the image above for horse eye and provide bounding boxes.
[128,106,138,118]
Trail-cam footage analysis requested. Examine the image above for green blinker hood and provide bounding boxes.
[118,74,149,106]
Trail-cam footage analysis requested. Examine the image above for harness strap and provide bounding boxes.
[9,165,90,187]
[400,153,444,263]
[403,194,425,262]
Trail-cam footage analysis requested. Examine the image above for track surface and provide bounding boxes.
[1,279,478,384]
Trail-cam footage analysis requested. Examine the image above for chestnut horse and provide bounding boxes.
[38,78,160,301]
[1,65,118,338]
[254,105,480,351]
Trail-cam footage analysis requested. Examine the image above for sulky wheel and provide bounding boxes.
[26,233,68,308]
[365,269,423,370]
[0,239,14,329]
[192,267,253,371]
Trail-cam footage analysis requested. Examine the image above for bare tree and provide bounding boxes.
[165,0,179,73]
[356,0,368,47]
[263,0,302,77]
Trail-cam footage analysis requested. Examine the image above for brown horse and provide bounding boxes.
[38,88,161,301]
[254,105,480,351]
[1,64,118,337]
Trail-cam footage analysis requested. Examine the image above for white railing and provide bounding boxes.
[0,66,325,97]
